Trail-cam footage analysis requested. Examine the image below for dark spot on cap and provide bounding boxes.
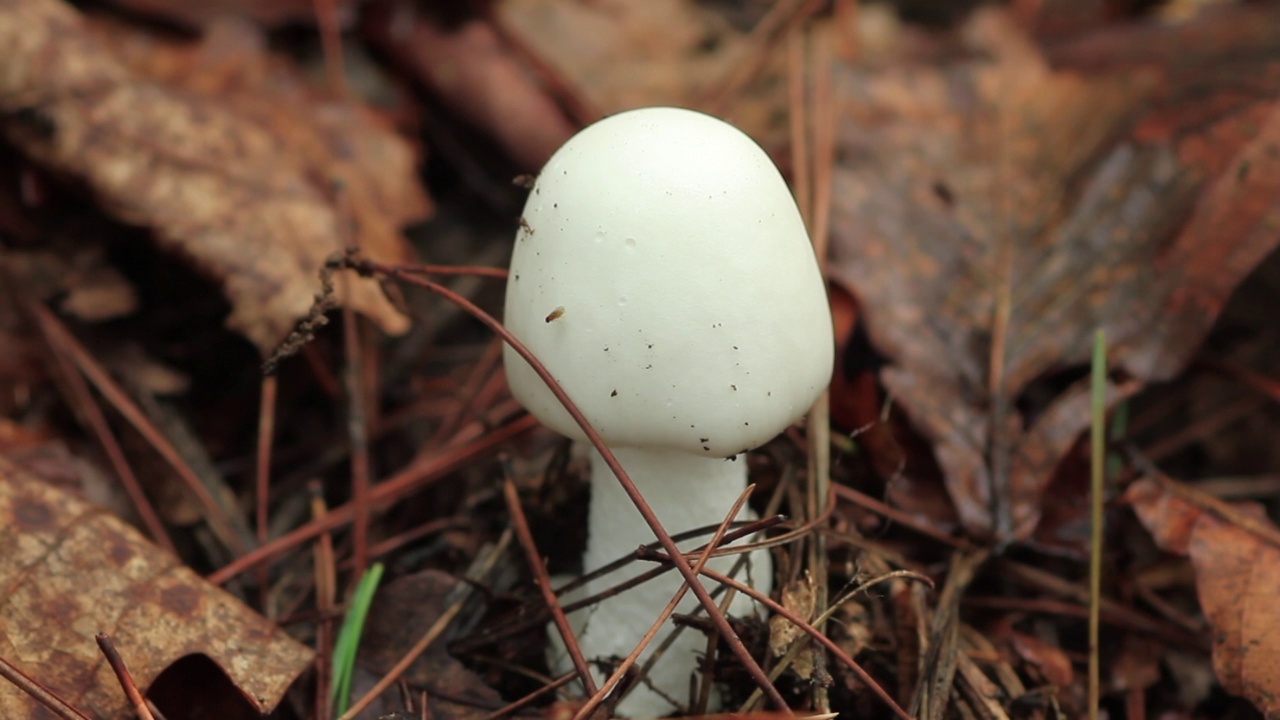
[610,389,618,397]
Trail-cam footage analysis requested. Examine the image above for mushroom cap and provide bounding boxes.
[503,106,833,457]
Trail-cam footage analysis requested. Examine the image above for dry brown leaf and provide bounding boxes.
[0,456,312,720]
[91,16,431,267]
[768,572,817,679]
[0,247,138,323]
[371,9,578,172]
[102,0,363,30]
[829,6,1280,541]
[0,0,429,354]
[1125,476,1280,716]
[497,0,787,150]
[1110,636,1162,694]
[362,570,504,720]
[1008,630,1073,689]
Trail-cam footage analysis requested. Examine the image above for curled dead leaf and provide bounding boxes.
[768,572,818,680]
[0,457,312,720]
[0,0,430,354]
[1125,475,1280,717]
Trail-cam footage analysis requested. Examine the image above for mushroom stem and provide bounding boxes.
[573,446,771,716]
[586,447,751,573]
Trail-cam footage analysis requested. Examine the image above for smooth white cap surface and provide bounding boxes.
[504,106,833,457]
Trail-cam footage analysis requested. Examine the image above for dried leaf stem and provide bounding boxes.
[30,302,248,555]
[641,559,914,720]
[0,653,92,720]
[95,634,156,720]
[503,473,598,696]
[207,414,536,584]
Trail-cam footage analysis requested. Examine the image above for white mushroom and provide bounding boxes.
[503,106,833,717]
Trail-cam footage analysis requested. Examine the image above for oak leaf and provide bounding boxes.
[829,7,1280,541]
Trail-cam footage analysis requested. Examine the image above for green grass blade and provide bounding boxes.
[1088,329,1106,720]
[332,562,385,715]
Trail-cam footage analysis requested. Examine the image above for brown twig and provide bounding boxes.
[788,28,812,232]
[1131,450,1280,550]
[394,263,509,279]
[311,483,338,720]
[555,514,788,598]
[329,214,373,582]
[477,1,599,127]
[207,414,536,584]
[457,500,835,654]
[452,515,787,656]
[29,302,249,555]
[32,304,175,555]
[912,550,988,720]
[0,653,92,720]
[638,557,915,720]
[312,0,348,100]
[1142,393,1263,462]
[961,595,1207,650]
[740,569,934,712]
[988,96,1016,545]
[341,297,372,578]
[476,672,576,720]
[95,634,156,720]
[429,339,504,448]
[341,517,470,571]
[792,19,837,712]
[832,484,972,550]
[255,373,278,611]
[502,471,598,696]
[705,0,824,114]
